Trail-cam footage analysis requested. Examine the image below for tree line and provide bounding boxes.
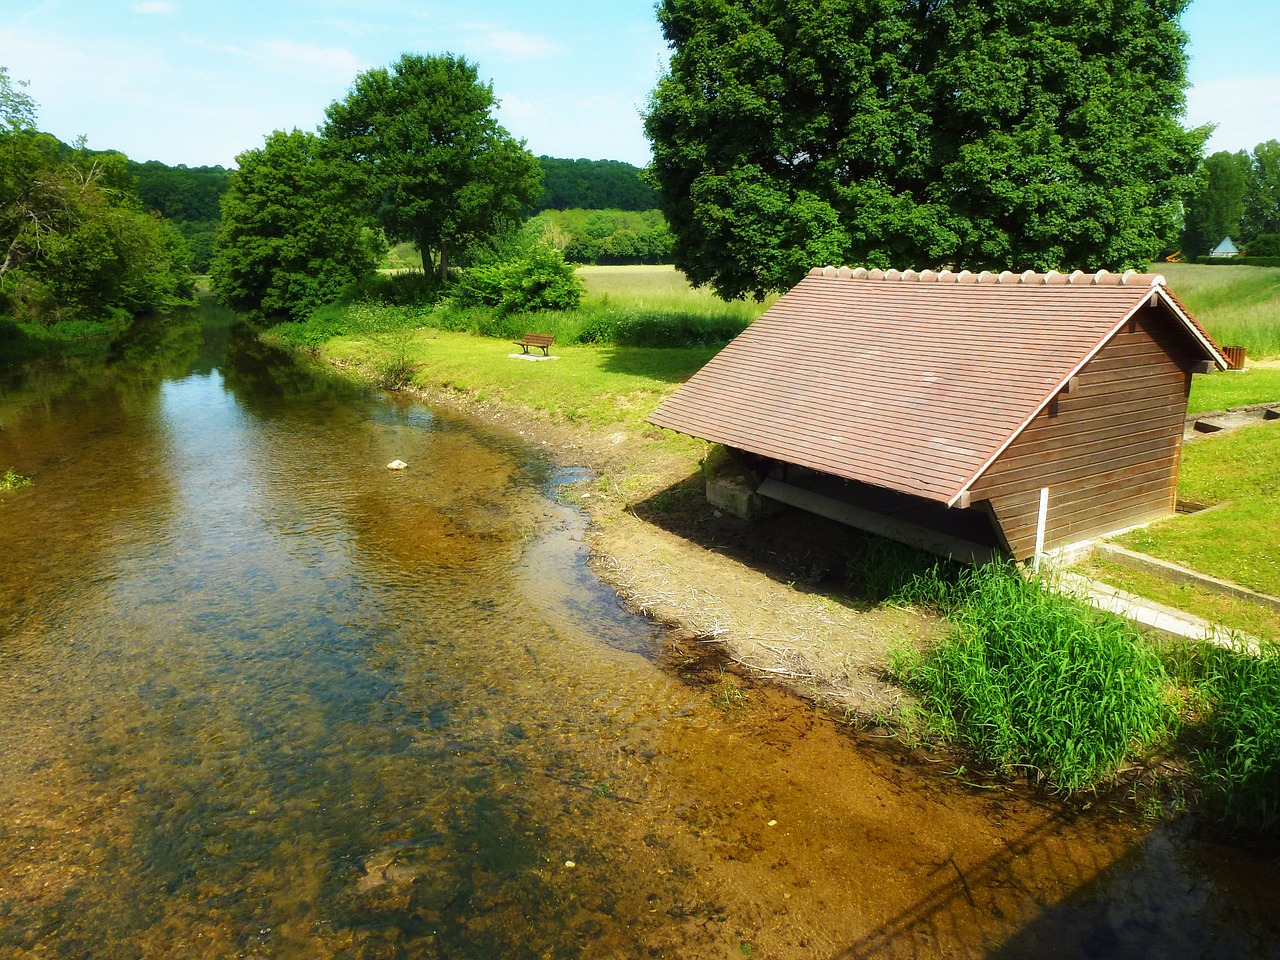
[0,68,192,341]
[1180,142,1280,258]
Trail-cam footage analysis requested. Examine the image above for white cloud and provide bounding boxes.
[133,1,176,13]
[459,23,559,60]
[1186,76,1280,153]
[181,35,362,82]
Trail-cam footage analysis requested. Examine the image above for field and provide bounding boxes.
[1161,262,1280,359]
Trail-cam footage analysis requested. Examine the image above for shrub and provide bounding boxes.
[452,242,582,314]
[1245,234,1280,258]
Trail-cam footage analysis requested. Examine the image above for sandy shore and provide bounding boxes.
[365,373,941,719]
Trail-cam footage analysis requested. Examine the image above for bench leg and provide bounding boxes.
[521,345,530,354]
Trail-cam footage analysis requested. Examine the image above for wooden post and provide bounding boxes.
[1033,487,1050,572]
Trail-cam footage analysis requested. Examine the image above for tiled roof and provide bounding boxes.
[648,267,1226,506]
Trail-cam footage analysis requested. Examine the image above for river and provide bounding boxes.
[1,302,1277,959]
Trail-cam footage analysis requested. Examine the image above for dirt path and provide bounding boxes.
[380,377,938,719]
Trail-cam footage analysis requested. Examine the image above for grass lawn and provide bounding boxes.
[577,264,775,319]
[1187,364,1280,414]
[1113,422,1280,597]
[324,327,717,437]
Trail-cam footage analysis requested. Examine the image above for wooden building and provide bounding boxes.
[649,267,1228,563]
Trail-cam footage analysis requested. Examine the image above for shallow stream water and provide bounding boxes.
[1,304,1278,958]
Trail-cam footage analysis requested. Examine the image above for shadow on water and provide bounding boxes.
[1,299,1279,958]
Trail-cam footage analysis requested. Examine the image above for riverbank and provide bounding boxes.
[319,342,941,720]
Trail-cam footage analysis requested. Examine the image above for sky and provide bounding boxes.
[1,0,1276,170]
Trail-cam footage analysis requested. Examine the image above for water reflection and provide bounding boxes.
[0,301,1277,958]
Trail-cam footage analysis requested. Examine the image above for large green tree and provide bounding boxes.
[210,129,379,321]
[323,53,542,282]
[1243,139,1280,242]
[1181,150,1252,257]
[645,0,1207,300]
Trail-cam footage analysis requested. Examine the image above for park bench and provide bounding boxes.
[515,332,554,356]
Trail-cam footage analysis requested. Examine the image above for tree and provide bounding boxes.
[210,129,379,321]
[1,72,191,325]
[1181,151,1252,257]
[1243,140,1280,241]
[645,0,1207,300]
[323,53,542,282]
[537,157,658,211]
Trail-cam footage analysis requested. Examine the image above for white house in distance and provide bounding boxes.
[1209,237,1241,258]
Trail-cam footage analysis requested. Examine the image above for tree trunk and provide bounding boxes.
[438,241,449,283]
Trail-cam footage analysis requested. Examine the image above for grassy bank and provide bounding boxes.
[1116,423,1280,597]
[891,562,1280,831]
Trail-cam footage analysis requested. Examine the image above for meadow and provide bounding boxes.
[1160,262,1280,359]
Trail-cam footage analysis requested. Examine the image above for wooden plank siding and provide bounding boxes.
[969,305,1201,558]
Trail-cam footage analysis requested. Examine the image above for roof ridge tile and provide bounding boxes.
[812,265,1168,288]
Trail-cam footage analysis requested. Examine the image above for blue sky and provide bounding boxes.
[1,0,1276,169]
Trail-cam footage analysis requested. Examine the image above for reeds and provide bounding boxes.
[894,563,1171,792]
[1193,640,1280,832]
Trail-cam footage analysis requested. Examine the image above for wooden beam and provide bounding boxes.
[757,479,998,565]
[724,446,762,488]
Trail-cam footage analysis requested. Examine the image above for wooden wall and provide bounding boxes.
[970,304,1202,559]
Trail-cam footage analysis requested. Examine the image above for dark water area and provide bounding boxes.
[1,301,1278,959]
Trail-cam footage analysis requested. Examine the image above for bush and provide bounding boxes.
[894,564,1171,791]
[1245,234,1280,258]
[346,270,444,306]
[452,242,582,314]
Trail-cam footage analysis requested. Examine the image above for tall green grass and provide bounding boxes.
[1193,641,1280,832]
[893,563,1171,792]
[270,265,767,352]
[1161,263,1280,358]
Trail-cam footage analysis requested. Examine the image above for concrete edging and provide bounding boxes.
[1093,542,1280,614]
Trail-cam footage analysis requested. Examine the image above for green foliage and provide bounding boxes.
[1246,234,1280,257]
[843,536,960,605]
[1,467,33,491]
[130,160,229,223]
[346,270,444,307]
[0,122,193,327]
[531,209,674,265]
[323,53,543,281]
[646,0,1206,299]
[0,66,36,132]
[210,129,379,321]
[1181,151,1251,258]
[1243,140,1280,241]
[893,564,1172,792]
[1194,641,1280,832]
[452,240,583,314]
[536,157,658,212]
